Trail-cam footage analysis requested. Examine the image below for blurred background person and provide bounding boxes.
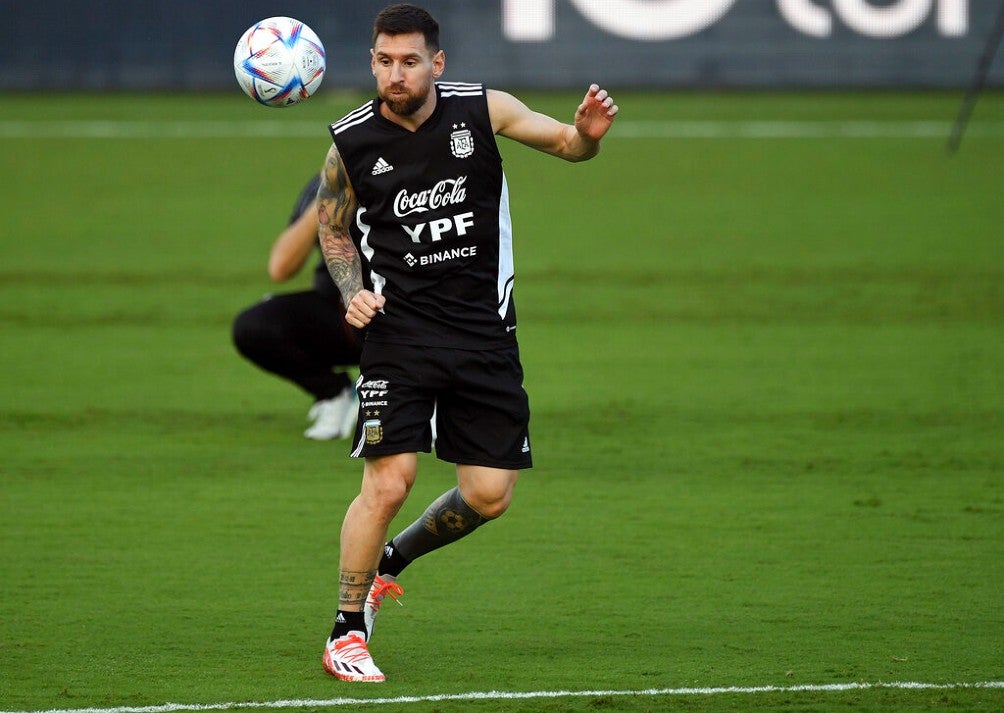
[232,173,363,440]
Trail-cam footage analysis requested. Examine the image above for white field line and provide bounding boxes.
[2,119,1004,139]
[614,119,1004,139]
[2,681,1001,713]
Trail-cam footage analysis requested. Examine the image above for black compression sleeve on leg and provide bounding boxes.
[392,487,487,564]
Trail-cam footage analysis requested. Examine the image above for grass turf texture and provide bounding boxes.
[1,91,1002,712]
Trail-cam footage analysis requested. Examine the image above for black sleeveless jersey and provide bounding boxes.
[328,82,517,349]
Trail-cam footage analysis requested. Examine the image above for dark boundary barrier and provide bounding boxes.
[4,0,1001,90]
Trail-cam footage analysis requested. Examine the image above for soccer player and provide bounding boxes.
[232,174,362,440]
[318,3,618,682]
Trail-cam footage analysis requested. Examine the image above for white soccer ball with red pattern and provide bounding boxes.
[234,17,325,107]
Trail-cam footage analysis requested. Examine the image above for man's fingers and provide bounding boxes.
[345,290,384,328]
[583,85,617,119]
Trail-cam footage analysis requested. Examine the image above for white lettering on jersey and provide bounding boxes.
[419,245,478,266]
[394,176,468,217]
[403,211,475,243]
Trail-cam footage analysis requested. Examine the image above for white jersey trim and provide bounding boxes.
[497,173,515,320]
[330,102,375,135]
[356,207,386,297]
[437,81,485,98]
[350,374,366,457]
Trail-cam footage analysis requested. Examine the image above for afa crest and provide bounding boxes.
[364,419,383,445]
[450,123,474,159]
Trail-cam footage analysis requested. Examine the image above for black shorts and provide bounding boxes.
[349,342,532,470]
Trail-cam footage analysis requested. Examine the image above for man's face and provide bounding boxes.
[371,32,444,117]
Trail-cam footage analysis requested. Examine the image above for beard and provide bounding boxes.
[379,79,432,117]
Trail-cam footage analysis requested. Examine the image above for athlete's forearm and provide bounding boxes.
[557,124,601,162]
[488,88,607,163]
[319,222,363,303]
[317,145,364,304]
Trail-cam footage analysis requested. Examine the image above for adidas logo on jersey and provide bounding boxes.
[371,157,394,175]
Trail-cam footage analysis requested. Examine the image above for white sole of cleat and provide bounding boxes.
[322,648,385,683]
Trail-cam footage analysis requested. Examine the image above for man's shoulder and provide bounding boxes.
[436,82,492,126]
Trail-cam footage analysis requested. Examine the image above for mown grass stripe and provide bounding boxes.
[3,120,1004,139]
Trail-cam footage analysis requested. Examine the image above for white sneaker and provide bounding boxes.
[304,387,357,440]
[322,631,385,682]
[363,574,404,642]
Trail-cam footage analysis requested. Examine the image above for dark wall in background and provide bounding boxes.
[5,0,1001,91]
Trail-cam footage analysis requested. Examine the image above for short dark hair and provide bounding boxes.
[373,4,440,53]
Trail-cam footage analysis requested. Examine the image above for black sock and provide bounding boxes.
[330,609,366,640]
[378,540,413,578]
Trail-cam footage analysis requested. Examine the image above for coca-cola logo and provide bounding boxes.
[394,176,468,217]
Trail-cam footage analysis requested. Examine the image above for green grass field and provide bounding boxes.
[1,90,1002,712]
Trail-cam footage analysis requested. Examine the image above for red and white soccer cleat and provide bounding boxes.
[322,632,385,682]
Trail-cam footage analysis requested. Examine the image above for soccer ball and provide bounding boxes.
[233,17,325,107]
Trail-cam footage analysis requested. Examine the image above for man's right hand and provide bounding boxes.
[346,289,386,328]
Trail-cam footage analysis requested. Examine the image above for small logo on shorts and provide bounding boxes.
[360,380,389,399]
[364,419,383,445]
[521,437,530,454]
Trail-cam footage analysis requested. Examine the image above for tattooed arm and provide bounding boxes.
[317,143,361,302]
[317,143,385,328]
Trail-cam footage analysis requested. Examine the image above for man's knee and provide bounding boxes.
[458,467,518,520]
[362,454,417,518]
[231,305,273,357]
[467,492,511,520]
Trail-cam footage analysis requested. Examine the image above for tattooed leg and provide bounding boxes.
[390,487,488,564]
[340,570,377,611]
[328,569,376,641]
